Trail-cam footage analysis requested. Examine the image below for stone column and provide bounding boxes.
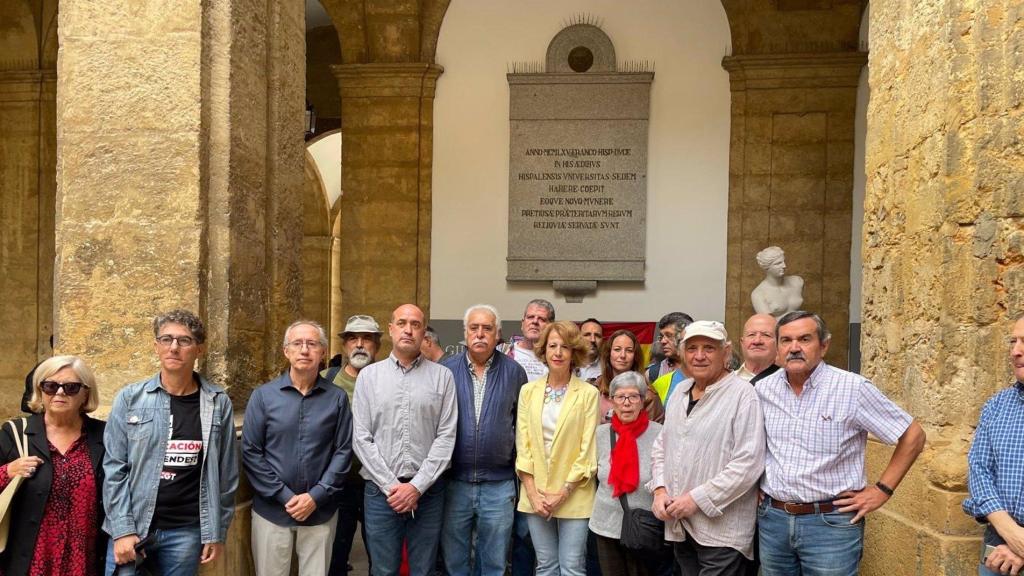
[331,63,442,332]
[55,0,304,409]
[722,53,865,368]
[860,1,1024,573]
[0,68,55,415]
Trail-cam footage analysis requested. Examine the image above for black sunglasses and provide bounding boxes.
[40,380,88,396]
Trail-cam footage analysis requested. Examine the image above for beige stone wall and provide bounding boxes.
[306,25,342,121]
[723,53,863,369]
[861,1,1024,573]
[301,155,333,334]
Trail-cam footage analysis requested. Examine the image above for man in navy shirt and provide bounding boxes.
[242,320,353,576]
[965,315,1024,575]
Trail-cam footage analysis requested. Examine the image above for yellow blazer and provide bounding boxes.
[515,375,599,518]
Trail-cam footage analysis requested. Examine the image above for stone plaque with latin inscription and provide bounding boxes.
[507,22,652,290]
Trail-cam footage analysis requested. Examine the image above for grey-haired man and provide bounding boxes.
[324,314,383,576]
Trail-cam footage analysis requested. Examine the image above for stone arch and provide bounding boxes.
[0,0,39,70]
[300,149,334,339]
[319,0,450,63]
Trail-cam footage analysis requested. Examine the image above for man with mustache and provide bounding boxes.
[353,304,457,576]
[650,312,695,404]
[734,313,780,385]
[576,318,603,383]
[964,315,1024,575]
[440,304,528,576]
[324,315,383,576]
[755,311,926,576]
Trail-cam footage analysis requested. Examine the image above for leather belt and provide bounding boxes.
[769,498,837,515]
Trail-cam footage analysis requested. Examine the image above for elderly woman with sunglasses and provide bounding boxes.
[0,355,106,576]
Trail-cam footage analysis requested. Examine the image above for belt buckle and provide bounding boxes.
[783,502,800,514]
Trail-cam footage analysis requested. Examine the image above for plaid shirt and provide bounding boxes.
[467,354,494,425]
[757,362,913,503]
[963,382,1024,524]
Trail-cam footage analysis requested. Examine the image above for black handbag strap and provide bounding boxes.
[609,428,631,513]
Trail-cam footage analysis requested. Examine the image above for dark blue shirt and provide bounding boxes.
[242,372,352,526]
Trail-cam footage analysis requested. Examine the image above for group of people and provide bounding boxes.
[0,300,1021,576]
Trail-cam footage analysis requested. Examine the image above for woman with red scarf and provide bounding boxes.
[588,371,672,576]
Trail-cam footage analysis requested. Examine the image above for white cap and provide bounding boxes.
[682,320,728,344]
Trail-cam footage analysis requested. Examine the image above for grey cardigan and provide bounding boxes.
[588,421,662,539]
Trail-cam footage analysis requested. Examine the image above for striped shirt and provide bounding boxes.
[757,362,912,503]
[649,372,765,558]
[963,382,1024,524]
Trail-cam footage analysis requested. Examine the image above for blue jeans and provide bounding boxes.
[104,525,203,576]
[363,479,446,576]
[442,479,517,576]
[527,514,589,576]
[757,500,863,576]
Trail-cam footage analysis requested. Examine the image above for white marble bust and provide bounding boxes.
[751,246,804,317]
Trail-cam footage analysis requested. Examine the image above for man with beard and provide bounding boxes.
[964,315,1024,575]
[576,318,603,383]
[756,311,925,575]
[353,304,457,576]
[323,315,383,576]
[440,304,528,576]
[734,313,780,385]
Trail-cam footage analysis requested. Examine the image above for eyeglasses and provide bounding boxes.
[156,335,197,348]
[611,394,642,405]
[40,380,88,396]
[287,340,324,351]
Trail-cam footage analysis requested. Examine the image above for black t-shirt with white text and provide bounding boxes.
[153,390,203,529]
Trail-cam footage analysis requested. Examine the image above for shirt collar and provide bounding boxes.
[277,371,328,394]
[1015,381,1024,400]
[782,360,827,390]
[466,352,495,371]
[390,352,423,373]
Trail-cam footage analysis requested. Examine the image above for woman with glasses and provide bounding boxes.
[515,321,599,576]
[589,371,669,576]
[0,355,106,576]
[594,330,664,425]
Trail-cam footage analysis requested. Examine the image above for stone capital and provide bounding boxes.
[331,62,444,99]
[721,52,867,91]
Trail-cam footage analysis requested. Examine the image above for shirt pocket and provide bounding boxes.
[800,415,845,456]
[126,409,157,443]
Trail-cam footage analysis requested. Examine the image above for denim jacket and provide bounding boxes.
[102,372,239,544]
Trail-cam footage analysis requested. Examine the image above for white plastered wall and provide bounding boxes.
[431,0,733,324]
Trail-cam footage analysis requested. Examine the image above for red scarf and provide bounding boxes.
[608,411,650,497]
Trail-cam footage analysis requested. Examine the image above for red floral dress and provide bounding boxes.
[0,435,98,576]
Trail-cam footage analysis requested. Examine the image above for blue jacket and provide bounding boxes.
[102,373,238,544]
[442,351,528,482]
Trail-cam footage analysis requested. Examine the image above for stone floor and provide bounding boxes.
[349,531,370,576]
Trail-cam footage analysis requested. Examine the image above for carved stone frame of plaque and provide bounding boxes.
[506,21,653,302]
